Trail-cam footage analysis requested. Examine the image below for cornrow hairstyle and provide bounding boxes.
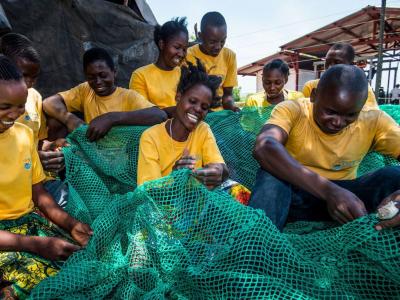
[263,59,290,78]
[200,11,226,32]
[83,47,115,72]
[0,33,40,64]
[0,54,23,81]
[329,43,355,64]
[178,58,221,105]
[154,17,188,48]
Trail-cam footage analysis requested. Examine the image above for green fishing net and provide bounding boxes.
[31,106,400,299]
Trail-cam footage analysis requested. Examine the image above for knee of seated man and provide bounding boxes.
[375,166,400,187]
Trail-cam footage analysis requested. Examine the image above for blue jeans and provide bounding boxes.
[249,166,400,231]
[43,180,69,208]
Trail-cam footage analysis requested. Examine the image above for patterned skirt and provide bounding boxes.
[0,212,70,299]
[220,179,251,205]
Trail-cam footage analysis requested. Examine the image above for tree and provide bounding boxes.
[233,86,242,102]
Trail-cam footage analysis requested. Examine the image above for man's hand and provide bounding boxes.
[173,149,197,170]
[70,222,93,247]
[86,113,115,142]
[325,186,367,224]
[33,236,81,261]
[222,95,240,112]
[375,190,400,230]
[193,164,224,190]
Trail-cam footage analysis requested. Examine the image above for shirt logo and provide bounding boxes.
[24,158,32,170]
[332,160,360,171]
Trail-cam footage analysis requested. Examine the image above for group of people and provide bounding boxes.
[0,9,399,298]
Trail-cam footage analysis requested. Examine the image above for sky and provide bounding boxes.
[146,0,400,95]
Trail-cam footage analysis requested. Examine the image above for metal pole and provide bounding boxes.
[375,0,386,98]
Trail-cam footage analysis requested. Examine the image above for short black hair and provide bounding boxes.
[178,59,221,104]
[0,33,40,65]
[200,11,226,32]
[0,54,23,81]
[328,43,355,64]
[318,64,368,102]
[83,47,115,72]
[154,17,188,47]
[263,59,289,77]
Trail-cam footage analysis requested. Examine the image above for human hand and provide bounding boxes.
[375,190,400,231]
[86,114,115,142]
[193,164,224,190]
[173,149,197,170]
[38,148,65,173]
[222,96,240,112]
[34,236,81,261]
[70,222,93,246]
[325,186,367,224]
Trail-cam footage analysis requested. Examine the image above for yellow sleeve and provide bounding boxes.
[366,85,379,109]
[129,69,149,100]
[58,84,84,112]
[31,142,46,184]
[266,101,301,134]
[223,50,238,88]
[126,90,154,111]
[245,95,259,107]
[302,81,313,97]
[202,124,225,166]
[137,130,162,185]
[372,112,400,158]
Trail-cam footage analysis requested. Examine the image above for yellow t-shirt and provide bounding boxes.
[137,121,225,185]
[0,123,45,220]
[16,88,47,146]
[129,64,181,109]
[245,89,304,107]
[186,44,238,101]
[59,82,154,123]
[267,98,400,180]
[302,79,379,109]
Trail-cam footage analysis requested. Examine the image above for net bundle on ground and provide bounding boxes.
[31,106,400,299]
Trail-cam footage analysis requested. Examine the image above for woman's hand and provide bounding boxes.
[193,164,224,190]
[173,149,197,170]
[32,236,81,261]
[70,222,93,247]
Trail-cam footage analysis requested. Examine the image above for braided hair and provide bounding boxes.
[263,59,289,78]
[0,33,40,64]
[178,59,221,105]
[0,54,23,81]
[154,17,188,48]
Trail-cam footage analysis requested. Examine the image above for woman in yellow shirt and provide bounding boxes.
[130,18,188,113]
[1,33,69,207]
[43,47,167,142]
[245,59,304,108]
[138,62,250,204]
[0,55,92,299]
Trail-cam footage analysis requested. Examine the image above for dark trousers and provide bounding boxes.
[249,166,400,231]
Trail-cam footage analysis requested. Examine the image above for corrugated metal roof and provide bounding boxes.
[238,6,400,76]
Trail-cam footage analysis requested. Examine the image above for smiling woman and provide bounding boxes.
[129,17,189,109]
[42,47,167,142]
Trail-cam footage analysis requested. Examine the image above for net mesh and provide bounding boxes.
[31,105,400,299]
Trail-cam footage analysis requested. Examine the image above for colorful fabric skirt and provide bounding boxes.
[220,179,251,205]
[0,212,70,299]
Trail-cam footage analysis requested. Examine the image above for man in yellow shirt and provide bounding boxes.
[186,12,239,112]
[43,48,167,141]
[302,43,378,109]
[250,65,400,231]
